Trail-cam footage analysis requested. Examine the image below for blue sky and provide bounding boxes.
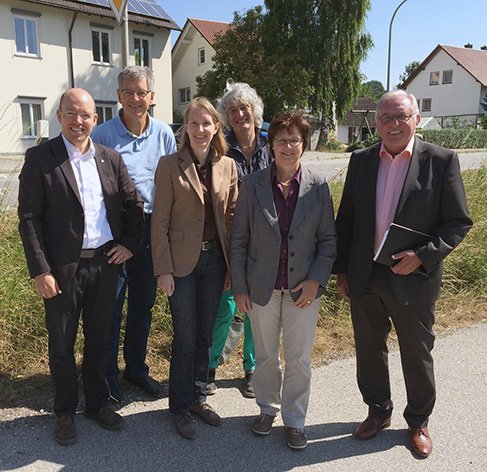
[163,0,487,89]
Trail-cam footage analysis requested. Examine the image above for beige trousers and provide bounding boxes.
[248,289,320,429]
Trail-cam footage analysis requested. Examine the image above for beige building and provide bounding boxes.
[172,18,230,118]
[0,0,179,154]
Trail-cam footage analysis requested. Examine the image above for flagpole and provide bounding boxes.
[122,3,129,67]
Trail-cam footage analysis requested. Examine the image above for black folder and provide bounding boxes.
[374,223,430,266]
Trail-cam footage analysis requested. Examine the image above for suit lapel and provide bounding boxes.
[50,135,82,204]
[289,166,313,231]
[365,145,380,222]
[396,139,428,216]
[93,145,113,199]
[178,147,204,203]
[255,168,280,236]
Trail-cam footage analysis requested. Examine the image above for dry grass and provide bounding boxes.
[1,167,486,408]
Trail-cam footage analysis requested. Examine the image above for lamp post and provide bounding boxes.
[387,0,409,91]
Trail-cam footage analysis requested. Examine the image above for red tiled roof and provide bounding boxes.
[189,18,230,46]
[402,44,487,87]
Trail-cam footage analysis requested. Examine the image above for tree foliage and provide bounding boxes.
[360,80,385,101]
[196,1,373,135]
[398,60,420,85]
[196,7,311,119]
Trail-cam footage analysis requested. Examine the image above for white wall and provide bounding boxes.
[172,24,216,117]
[406,49,482,119]
[0,0,173,154]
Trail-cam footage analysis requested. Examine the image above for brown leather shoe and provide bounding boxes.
[54,414,77,446]
[85,406,124,431]
[410,426,432,458]
[191,402,222,426]
[173,412,197,439]
[353,415,392,440]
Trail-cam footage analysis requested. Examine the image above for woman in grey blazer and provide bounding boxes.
[230,113,337,450]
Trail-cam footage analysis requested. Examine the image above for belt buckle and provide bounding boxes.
[201,240,210,251]
[80,248,96,258]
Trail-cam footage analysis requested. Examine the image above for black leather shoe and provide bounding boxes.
[107,375,124,402]
[353,415,392,440]
[243,371,255,398]
[124,374,163,398]
[54,414,77,446]
[85,406,124,431]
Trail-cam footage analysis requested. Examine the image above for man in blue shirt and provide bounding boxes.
[92,66,176,401]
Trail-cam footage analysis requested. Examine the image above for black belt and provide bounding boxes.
[79,241,114,259]
[201,240,220,252]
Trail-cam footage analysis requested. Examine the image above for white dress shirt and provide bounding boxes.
[62,134,113,249]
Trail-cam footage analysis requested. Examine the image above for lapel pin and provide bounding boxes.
[101,159,105,163]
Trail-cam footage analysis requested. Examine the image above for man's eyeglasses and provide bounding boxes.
[274,138,302,148]
[378,114,413,124]
[120,89,151,99]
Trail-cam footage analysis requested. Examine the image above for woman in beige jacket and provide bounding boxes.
[151,97,238,440]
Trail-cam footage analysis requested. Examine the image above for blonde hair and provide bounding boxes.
[182,97,228,157]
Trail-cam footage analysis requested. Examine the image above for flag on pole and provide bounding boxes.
[109,0,129,25]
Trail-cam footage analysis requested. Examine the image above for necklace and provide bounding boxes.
[238,138,255,150]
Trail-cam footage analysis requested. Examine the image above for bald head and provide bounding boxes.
[59,88,96,114]
[57,88,98,153]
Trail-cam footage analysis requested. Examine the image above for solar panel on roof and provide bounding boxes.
[79,0,173,21]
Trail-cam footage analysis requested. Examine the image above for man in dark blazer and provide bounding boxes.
[18,88,143,446]
[333,90,472,458]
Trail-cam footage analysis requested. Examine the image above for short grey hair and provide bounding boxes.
[217,81,264,129]
[376,89,419,116]
[117,66,154,91]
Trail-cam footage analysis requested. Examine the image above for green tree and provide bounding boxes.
[360,80,386,101]
[196,1,372,142]
[263,0,373,148]
[398,60,420,85]
[196,7,312,120]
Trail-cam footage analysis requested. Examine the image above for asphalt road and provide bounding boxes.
[1,322,486,472]
[1,150,486,208]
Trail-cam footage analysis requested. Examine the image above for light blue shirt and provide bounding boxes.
[91,112,176,213]
[62,134,113,249]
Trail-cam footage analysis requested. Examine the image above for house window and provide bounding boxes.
[95,104,114,124]
[134,36,150,67]
[178,87,191,104]
[422,98,432,112]
[14,15,39,57]
[19,100,43,138]
[92,28,111,65]
[429,71,440,85]
[442,70,453,84]
[198,48,206,65]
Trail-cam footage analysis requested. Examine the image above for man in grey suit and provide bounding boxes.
[18,88,143,445]
[333,90,472,458]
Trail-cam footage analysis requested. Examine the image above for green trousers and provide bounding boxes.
[209,289,255,372]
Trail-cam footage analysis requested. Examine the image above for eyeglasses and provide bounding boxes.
[378,114,413,124]
[274,138,302,148]
[119,89,151,99]
[61,111,95,121]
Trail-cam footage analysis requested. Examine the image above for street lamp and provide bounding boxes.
[387,0,409,91]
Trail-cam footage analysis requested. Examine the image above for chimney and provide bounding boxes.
[464,43,473,49]
[481,46,487,51]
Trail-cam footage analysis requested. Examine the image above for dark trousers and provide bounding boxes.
[108,216,157,379]
[44,255,119,417]
[350,263,436,428]
[168,248,226,415]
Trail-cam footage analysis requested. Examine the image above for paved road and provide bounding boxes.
[1,323,486,471]
[1,150,486,208]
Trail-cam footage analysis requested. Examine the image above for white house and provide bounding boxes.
[172,18,230,118]
[0,0,179,155]
[402,44,487,127]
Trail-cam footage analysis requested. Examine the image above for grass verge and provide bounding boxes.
[1,168,485,408]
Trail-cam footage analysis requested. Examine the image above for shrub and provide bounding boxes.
[421,129,487,149]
